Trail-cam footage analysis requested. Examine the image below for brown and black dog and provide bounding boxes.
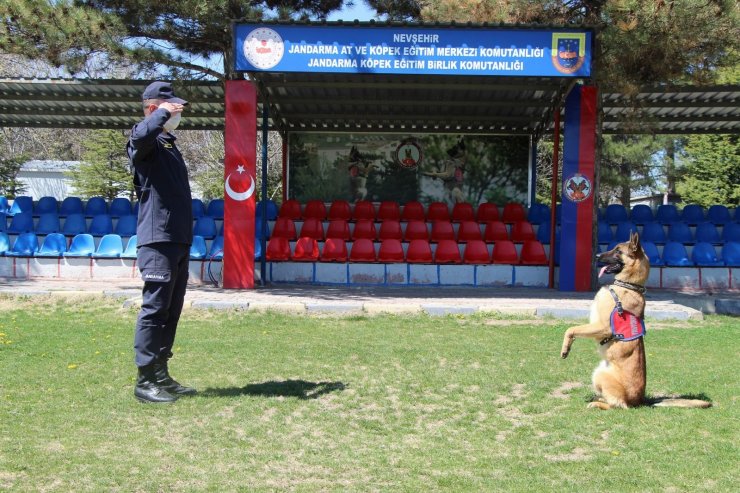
[560,232,711,410]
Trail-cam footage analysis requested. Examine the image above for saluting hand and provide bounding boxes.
[159,102,185,114]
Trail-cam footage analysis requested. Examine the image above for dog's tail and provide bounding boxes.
[648,397,712,408]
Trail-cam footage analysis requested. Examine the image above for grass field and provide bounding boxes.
[0,295,737,492]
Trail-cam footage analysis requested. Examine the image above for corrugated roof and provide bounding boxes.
[0,78,737,135]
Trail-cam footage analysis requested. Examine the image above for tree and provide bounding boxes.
[67,129,134,200]
[0,154,28,198]
[676,133,740,207]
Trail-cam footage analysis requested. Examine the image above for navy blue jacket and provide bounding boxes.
[127,108,193,246]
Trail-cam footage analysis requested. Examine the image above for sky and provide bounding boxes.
[327,1,377,21]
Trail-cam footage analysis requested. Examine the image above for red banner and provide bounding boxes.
[223,81,257,288]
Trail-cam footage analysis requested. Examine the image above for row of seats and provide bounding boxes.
[269,218,540,243]
[1,196,229,220]
[601,203,740,225]
[266,237,549,265]
[598,221,740,245]
[634,241,740,267]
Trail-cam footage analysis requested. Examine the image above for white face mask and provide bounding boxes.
[163,112,181,132]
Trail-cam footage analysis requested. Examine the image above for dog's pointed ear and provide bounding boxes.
[629,231,643,256]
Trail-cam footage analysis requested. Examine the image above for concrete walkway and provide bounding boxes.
[1,278,739,318]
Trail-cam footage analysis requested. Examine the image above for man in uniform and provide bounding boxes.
[128,81,195,403]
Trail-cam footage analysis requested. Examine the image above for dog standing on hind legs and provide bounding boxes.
[560,232,711,410]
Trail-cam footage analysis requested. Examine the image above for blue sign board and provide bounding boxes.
[234,24,592,77]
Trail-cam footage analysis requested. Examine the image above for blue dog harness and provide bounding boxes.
[600,284,647,345]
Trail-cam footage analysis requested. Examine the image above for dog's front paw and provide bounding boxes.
[560,348,570,359]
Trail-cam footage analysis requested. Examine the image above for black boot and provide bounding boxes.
[134,365,178,403]
[154,358,197,396]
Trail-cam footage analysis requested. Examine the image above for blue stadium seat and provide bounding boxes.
[206,199,224,219]
[59,197,84,217]
[114,215,138,237]
[527,203,550,225]
[254,238,263,260]
[33,196,58,216]
[7,212,35,234]
[0,213,6,232]
[35,213,61,234]
[641,222,666,244]
[597,221,613,244]
[722,223,740,243]
[194,216,217,239]
[734,207,740,221]
[192,199,206,218]
[555,203,562,224]
[630,204,654,224]
[8,196,33,215]
[605,204,629,223]
[0,196,8,214]
[133,201,139,216]
[695,222,722,244]
[6,232,39,257]
[680,204,705,225]
[691,242,723,266]
[209,236,224,259]
[84,196,108,217]
[94,234,123,258]
[614,221,637,242]
[536,221,560,245]
[88,214,113,236]
[662,241,693,266]
[189,235,207,259]
[256,199,279,221]
[63,234,95,257]
[642,241,663,266]
[667,222,694,244]
[722,242,740,266]
[121,235,138,259]
[0,232,9,254]
[35,233,67,257]
[62,213,87,236]
[109,198,132,217]
[707,205,731,225]
[656,204,680,224]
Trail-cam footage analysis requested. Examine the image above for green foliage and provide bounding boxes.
[677,134,740,207]
[0,153,28,198]
[67,129,134,200]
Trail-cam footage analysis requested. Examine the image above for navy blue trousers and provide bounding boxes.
[134,242,190,368]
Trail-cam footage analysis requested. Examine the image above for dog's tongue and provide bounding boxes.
[599,265,608,278]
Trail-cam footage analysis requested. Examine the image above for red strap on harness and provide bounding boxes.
[609,308,646,341]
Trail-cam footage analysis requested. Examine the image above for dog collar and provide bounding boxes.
[612,279,646,294]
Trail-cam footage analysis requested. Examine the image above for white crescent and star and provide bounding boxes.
[225,164,255,202]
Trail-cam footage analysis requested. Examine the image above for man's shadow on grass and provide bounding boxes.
[200,379,346,400]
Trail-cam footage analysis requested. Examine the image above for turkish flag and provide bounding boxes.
[223,81,257,288]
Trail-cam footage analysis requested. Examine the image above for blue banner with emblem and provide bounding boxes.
[234,24,592,77]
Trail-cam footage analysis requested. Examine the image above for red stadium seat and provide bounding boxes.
[519,240,548,265]
[427,201,450,222]
[303,200,327,220]
[510,221,536,242]
[272,217,297,240]
[463,240,491,264]
[457,220,483,242]
[377,201,401,221]
[502,202,526,223]
[378,238,405,262]
[430,220,456,242]
[451,202,475,222]
[320,238,348,262]
[434,239,462,264]
[378,220,403,240]
[266,237,291,261]
[326,220,351,241]
[351,219,377,241]
[349,238,376,262]
[278,199,301,220]
[492,240,519,264]
[401,201,425,221]
[404,220,429,241]
[299,217,324,240]
[483,221,509,242]
[327,200,351,221]
[406,239,433,263]
[352,200,376,221]
[292,237,319,261]
[476,202,499,223]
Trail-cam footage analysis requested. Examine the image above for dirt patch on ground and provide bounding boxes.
[545,447,592,462]
[549,381,585,399]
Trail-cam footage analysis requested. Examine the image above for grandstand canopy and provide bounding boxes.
[0,77,738,135]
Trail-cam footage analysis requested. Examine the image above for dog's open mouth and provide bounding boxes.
[598,260,624,277]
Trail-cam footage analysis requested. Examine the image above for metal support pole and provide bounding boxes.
[260,103,269,286]
[548,108,560,289]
